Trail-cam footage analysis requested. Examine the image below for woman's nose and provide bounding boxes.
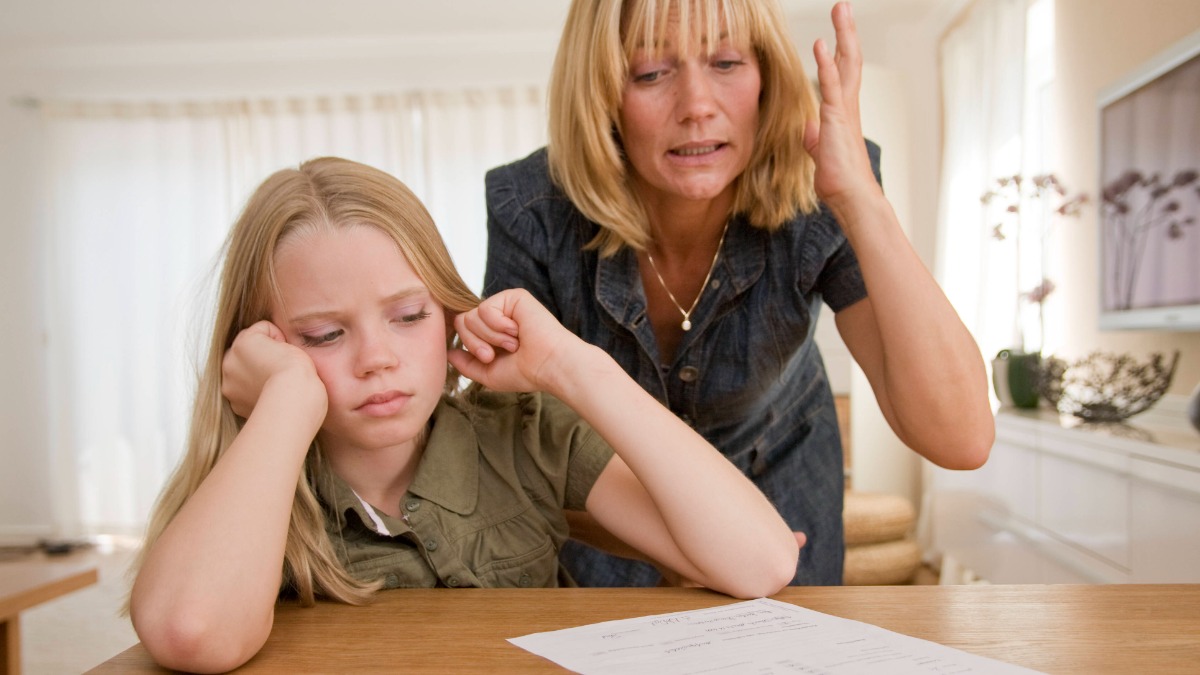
[675,64,718,123]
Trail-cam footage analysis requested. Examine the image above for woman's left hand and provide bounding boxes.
[803,1,881,214]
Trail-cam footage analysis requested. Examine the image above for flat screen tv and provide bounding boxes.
[1097,29,1200,331]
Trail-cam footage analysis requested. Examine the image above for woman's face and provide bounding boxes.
[271,224,449,458]
[619,22,761,210]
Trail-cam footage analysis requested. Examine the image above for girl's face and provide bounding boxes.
[618,19,761,211]
[271,225,449,458]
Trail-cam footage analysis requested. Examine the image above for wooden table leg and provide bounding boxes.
[1,616,19,675]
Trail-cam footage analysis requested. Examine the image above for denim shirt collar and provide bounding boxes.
[593,217,766,366]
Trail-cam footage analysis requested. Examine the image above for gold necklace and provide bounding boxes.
[644,221,729,331]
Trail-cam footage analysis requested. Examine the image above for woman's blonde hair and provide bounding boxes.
[130,157,480,608]
[547,0,820,256]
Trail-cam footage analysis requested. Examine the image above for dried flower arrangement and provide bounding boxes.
[980,173,1089,353]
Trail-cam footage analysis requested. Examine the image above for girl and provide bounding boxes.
[128,157,798,673]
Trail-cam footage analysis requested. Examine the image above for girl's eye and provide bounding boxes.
[395,310,431,325]
[301,329,343,348]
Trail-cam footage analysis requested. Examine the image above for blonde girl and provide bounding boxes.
[129,157,798,673]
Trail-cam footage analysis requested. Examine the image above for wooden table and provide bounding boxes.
[92,584,1200,673]
[0,560,98,675]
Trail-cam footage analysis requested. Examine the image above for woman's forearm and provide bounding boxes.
[833,193,994,468]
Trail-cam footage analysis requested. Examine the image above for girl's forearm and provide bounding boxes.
[131,378,320,672]
[546,343,798,597]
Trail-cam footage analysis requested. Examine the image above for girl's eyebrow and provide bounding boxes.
[286,287,429,325]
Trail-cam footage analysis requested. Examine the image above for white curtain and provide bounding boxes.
[935,0,1029,368]
[37,88,546,535]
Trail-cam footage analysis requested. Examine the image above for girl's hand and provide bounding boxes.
[221,320,327,419]
[802,2,881,214]
[448,288,577,394]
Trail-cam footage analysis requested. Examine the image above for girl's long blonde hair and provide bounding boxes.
[131,157,480,607]
[547,0,820,256]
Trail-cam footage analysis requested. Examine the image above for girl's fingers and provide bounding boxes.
[454,306,519,364]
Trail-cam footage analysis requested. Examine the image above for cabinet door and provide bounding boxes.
[1037,434,1131,570]
[1131,457,1200,582]
[925,431,1039,582]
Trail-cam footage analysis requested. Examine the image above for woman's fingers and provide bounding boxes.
[831,2,862,115]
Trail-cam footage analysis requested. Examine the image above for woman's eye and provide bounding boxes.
[633,69,663,83]
[301,329,343,347]
[714,59,744,71]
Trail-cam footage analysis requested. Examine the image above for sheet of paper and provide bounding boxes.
[509,597,1042,675]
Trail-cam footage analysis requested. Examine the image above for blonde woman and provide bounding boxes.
[484,0,994,587]
[129,157,798,673]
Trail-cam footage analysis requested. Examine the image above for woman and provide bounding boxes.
[483,0,993,586]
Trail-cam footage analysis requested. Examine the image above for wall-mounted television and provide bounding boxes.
[1097,29,1200,331]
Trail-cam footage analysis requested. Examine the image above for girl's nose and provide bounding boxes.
[354,329,399,377]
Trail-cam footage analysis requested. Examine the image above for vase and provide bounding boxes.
[1188,383,1200,434]
[992,349,1041,409]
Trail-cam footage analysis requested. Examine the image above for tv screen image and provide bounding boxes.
[1098,30,1200,330]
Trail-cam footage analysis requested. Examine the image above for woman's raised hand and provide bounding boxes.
[803,1,881,214]
[221,320,326,419]
[449,288,579,395]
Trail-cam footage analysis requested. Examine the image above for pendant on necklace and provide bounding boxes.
[682,319,692,331]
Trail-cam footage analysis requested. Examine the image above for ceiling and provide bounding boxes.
[0,0,947,49]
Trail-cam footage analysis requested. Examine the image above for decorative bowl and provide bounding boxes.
[1038,351,1180,422]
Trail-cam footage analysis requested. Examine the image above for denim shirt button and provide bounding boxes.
[679,366,699,382]
[710,278,721,289]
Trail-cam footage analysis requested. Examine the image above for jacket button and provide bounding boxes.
[447,576,460,587]
[679,366,699,382]
[518,573,533,587]
[385,574,399,589]
[405,499,421,512]
[425,538,439,551]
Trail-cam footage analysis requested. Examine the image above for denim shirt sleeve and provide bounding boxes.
[483,148,561,314]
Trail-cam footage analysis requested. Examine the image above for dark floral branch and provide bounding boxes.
[981,173,1088,352]
[1101,169,1199,310]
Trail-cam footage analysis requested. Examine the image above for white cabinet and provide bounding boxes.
[922,398,1200,584]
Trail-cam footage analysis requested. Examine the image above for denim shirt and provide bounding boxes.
[483,146,878,586]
